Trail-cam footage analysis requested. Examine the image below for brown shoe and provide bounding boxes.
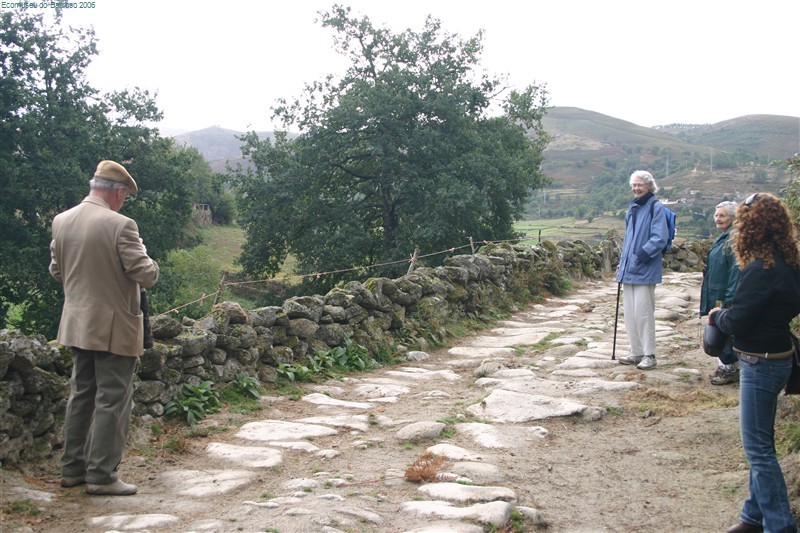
[711,368,739,386]
[726,521,763,533]
[709,366,724,379]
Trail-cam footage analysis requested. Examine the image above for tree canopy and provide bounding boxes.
[233,5,550,288]
[0,11,221,336]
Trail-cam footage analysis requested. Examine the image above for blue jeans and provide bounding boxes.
[738,355,798,532]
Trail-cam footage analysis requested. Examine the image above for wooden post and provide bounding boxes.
[469,236,475,254]
[213,271,227,305]
[407,248,420,274]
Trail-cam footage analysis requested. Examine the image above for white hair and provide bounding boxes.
[715,201,737,218]
[629,170,659,193]
[89,177,129,191]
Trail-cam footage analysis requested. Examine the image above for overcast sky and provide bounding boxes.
[41,0,798,133]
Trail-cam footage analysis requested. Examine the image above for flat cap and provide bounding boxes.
[93,160,138,194]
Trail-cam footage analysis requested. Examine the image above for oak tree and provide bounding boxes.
[234,6,550,288]
[0,11,207,335]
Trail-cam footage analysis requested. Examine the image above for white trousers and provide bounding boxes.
[622,283,656,357]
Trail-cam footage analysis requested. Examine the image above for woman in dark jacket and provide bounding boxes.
[710,192,800,533]
[700,201,740,385]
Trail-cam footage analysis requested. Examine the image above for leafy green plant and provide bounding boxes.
[232,371,262,400]
[276,340,372,384]
[165,381,221,426]
[276,362,315,382]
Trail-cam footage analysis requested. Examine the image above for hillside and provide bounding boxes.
[540,107,798,186]
[673,114,799,155]
[172,108,799,196]
[173,127,277,172]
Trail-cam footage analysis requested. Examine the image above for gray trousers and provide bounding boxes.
[60,348,136,485]
[622,283,657,357]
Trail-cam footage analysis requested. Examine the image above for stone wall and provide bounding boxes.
[0,236,705,465]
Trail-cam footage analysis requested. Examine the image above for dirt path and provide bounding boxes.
[3,272,753,532]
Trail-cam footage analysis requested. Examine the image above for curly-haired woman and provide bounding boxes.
[710,192,800,533]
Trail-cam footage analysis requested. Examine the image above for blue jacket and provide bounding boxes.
[616,194,668,285]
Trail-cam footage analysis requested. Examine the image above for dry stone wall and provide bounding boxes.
[0,236,705,465]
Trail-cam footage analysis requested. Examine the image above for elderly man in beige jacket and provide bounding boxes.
[50,160,159,496]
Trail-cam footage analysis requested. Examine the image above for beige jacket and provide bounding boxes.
[49,196,160,357]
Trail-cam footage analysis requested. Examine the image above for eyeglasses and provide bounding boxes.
[745,193,758,206]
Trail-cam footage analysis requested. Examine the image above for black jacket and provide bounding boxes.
[713,253,800,354]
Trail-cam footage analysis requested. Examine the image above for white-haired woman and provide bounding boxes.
[700,201,740,385]
[616,170,669,370]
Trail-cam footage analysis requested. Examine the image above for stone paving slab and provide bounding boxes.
[466,388,587,422]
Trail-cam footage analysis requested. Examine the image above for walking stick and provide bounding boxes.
[612,282,621,360]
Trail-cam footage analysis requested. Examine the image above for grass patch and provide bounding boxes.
[514,215,626,244]
[196,225,245,273]
[721,484,739,496]
[436,416,464,425]
[133,418,228,460]
[777,403,800,458]
[2,499,42,517]
[522,332,562,355]
[267,382,305,400]
[625,388,738,417]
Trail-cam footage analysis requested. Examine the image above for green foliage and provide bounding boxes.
[164,381,221,426]
[147,245,221,317]
[276,362,315,383]
[397,315,450,350]
[0,12,218,337]
[232,372,262,400]
[276,340,373,383]
[313,340,370,373]
[508,243,570,300]
[2,499,42,517]
[233,6,550,290]
[1,11,108,335]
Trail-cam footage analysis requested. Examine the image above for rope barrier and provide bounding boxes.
[162,234,548,316]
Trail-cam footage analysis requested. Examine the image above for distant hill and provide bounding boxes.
[172,109,799,194]
[669,114,799,156]
[540,107,797,184]
[173,126,277,172]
